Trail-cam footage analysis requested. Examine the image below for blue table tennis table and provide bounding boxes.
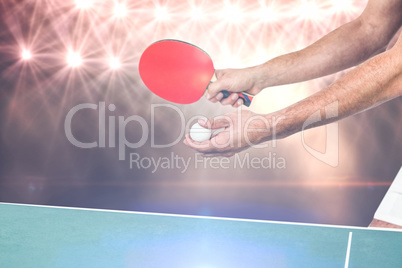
[1,202,401,267]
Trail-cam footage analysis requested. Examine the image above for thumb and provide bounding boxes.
[206,69,227,99]
[198,116,231,129]
[206,80,223,100]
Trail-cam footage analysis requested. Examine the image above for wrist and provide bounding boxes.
[248,64,272,93]
[262,108,298,142]
[253,59,285,91]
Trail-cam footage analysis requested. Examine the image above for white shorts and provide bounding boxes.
[374,166,402,226]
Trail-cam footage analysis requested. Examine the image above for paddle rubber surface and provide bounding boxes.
[139,40,215,104]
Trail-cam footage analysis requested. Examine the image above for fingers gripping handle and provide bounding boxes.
[208,73,253,107]
[220,91,253,107]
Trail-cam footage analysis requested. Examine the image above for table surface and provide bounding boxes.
[1,202,401,268]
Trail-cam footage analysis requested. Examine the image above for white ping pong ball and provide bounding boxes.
[190,123,211,142]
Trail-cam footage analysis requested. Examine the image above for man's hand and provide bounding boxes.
[206,0,402,107]
[184,109,273,157]
[207,68,263,107]
[188,32,402,157]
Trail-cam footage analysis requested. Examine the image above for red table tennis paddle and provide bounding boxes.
[139,39,253,107]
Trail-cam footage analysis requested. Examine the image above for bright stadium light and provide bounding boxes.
[299,2,321,21]
[191,7,204,21]
[258,3,280,23]
[154,6,169,21]
[222,3,243,24]
[67,51,82,68]
[109,57,121,70]
[75,0,94,10]
[330,0,354,13]
[114,3,128,18]
[21,49,32,60]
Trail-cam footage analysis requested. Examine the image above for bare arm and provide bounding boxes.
[185,35,402,156]
[271,35,402,141]
[255,0,402,88]
[207,0,402,106]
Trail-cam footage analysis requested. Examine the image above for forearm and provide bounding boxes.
[267,42,402,140]
[252,14,401,91]
[186,40,401,156]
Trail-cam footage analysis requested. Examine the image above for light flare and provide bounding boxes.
[114,2,128,18]
[154,6,170,21]
[109,57,121,69]
[21,49,32,60]
[259,6,278,22]
[191,7,204,21]
[75,0,94,10]
[67,51,82,67]
[297,1,324,22]
[1,0,369,112]
[222,3,243,24]
[330,0,355,13]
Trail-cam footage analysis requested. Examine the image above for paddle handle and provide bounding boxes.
[220,91,253,107]
[209,74,253,107]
